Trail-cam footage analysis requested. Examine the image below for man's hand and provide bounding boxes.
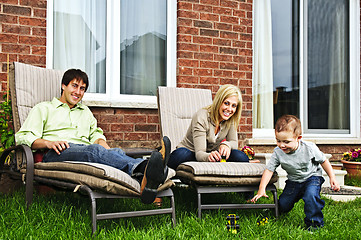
[250,190,269,203]
[32,139,69,155]
[45,140,70,155]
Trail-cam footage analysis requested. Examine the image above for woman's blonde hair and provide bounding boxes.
[207,84,243,129]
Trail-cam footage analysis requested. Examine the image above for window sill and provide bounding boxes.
[246,138,361,145]
[82,99,158,109]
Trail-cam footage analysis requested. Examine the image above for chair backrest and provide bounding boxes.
[157,87,213,152]
[9,62,64,134]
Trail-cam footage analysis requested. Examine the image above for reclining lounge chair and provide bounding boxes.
[0,62,176,234]
[157,86,279,218]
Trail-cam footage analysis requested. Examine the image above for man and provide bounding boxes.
[15,69,170,204]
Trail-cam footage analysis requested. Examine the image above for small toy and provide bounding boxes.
[257,216,269,226]
[226,214,239,234]
[221,155,227,162]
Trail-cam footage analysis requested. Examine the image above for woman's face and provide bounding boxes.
[218,95,238,122]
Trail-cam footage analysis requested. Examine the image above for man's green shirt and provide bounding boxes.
[15,97,106,147]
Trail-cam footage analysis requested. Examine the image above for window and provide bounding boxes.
[47,0,176,108]
[253,0,360,139]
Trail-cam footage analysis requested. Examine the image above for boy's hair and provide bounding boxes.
[207,84,243,129]
[275,115,302,137]
[61,69,89,95]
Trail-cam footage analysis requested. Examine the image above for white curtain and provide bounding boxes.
[53,0,106,93]
[328,3,348,129]
[253,0,274,129]
[119,0,166,96]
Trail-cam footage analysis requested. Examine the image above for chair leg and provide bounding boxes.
[197,192,202,219]
[170,194,177,227]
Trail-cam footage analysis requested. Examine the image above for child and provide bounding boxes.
[251,115,340,230]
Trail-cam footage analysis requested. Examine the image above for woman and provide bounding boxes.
[168,84,250,170]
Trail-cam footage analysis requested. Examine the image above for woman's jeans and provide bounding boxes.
[279,176,325,228]
[168,147,249,170]
[43,143,145,176]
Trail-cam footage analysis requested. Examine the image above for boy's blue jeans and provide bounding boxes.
[279,176,325,228]
[43,143,145,176]
[168,147,249,170]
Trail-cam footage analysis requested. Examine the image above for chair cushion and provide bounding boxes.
[176,162,278,185]
[30,161,175,196]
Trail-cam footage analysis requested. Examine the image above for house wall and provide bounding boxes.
[0,0,360,161]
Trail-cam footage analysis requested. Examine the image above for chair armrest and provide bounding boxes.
[123,148,154,158]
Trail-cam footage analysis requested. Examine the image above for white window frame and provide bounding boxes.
[252,0,360,140]
[46,0,177,109]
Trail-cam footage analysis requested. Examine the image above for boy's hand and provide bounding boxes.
[250,190,268,203]
[330,179,340,192]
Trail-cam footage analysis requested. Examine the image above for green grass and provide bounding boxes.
[1,185,361,239]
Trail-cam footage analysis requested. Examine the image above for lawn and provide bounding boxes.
[1,181,361,239]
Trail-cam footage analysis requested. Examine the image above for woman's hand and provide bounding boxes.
[208,150,222,162]
[218,144,231,160]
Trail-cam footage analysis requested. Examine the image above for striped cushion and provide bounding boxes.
[12,62,64,131]
[157,87,212,152]
[177,162,267,176]
[32,161,176,195]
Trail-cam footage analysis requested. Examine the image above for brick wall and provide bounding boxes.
[177,0,254,146]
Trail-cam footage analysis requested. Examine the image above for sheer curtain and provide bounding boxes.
[119,0,166,96]
[253,0,274,129]
[53,0,106,93]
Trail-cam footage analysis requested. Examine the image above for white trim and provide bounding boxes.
[253,0,360,139]
[46,0,54,68]
[47,0,177,109]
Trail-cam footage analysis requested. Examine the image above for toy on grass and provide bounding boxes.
[226,214,239,234]
[257,216,269,226]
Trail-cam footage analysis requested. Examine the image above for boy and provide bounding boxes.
[251,115,340,230]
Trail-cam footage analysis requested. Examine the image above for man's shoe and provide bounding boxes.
[140,151,164,204]
[159,136,171,181]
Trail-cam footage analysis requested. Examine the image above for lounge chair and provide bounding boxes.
[157,86,279,218]
[0,62,176,235]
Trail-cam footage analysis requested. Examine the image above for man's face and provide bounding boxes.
[275,130,301,154]
[59,79,86,108]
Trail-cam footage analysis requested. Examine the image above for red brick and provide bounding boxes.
[213,38,231,46]
[220,31,238,39]
[177,43,199,52]
[3,5,31,16]
[200,29,219,37]
[147,115,159,124]
[135,124,157,132]
[2,44,30,54]
[194,68,213,76]
[200,45,218,53]
[20,0,47,8]
[193,4,213,13]
[178,59,199,68]
[124,133,147,141]
[220,16,239,25]
[148,133,161,141]
[34,8,46,18]
[0,14,18,24]
[220,62,238,70]
[200,0,219,5]
[178,75,199,84]
[194,20,213,28]
[193,36,212,44]
[19,35,46,45]
[213,6,232,15]
[233,9,246,18]
[200,13,219,22]
[2,24,30,35]
[200,76,219,85]
[200,60,219,68]
[111,123,134,132]
[0,33,18,43]
[177,26,199,35]
[179,66,194,75]
[214,54,232,62]
[32,27,46,36]
[220,47,237,55]
[124,115,147,123]
[215,22,232,31]
[178,18,193,26]
[194,52,213,60]
[220,0,238,8]
[19,17,46,27]
[178,10,200,19]
[31,46,46,55]
[178,2,193,10]
[177,51,194,59]
[178,35,192,43]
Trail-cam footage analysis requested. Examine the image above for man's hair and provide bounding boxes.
[275,115,302,137]
[207,84,243,129]
[61,69,89,95]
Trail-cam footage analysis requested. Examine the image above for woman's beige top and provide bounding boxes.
[177,108,238,162]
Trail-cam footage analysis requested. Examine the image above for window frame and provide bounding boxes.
[46,0,177,109]
[252,0,360,140]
